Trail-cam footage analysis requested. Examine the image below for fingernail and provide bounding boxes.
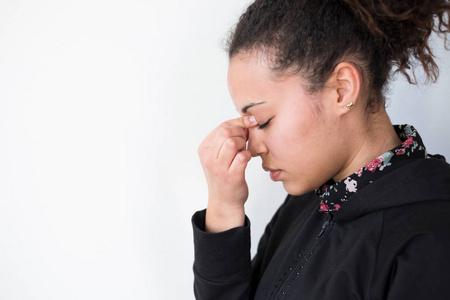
[248,115,257,125]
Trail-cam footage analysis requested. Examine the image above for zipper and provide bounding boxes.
[272,214,333,299]
[317,220,330,239]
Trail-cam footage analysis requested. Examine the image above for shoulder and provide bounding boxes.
[377,200,450,267]
[382,200,450,234]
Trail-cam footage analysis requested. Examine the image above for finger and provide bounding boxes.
[200,116,258,160]
[199,125,242,158]
[229,149,252,176]
[219,116,257,146]
[218,136,247,166]
[204,126,246,159]
[210,119,253,157]
[243,115,258,129]
[224,115,258,129]
[217,125,248,140]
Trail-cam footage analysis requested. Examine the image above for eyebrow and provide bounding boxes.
[241,101,266,114]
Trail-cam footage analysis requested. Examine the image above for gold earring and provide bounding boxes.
[346,102,354,109]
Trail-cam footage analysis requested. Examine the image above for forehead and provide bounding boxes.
[227,54,272,111]
[228,52,272,85]
[227,52,306,112]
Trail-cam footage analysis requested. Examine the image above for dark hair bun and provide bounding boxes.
[344,0,450,83]
[228,0,450,108]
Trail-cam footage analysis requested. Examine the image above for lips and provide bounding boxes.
[263,166,282,181]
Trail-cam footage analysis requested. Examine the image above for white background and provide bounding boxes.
[0,1,449,299]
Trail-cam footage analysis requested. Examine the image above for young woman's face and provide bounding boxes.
[227,53,348,195]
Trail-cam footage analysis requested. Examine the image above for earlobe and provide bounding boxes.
[334,62,361,114]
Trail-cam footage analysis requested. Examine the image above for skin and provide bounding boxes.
[198,52,402,233]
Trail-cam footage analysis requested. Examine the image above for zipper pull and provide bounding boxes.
[317,220,330,239]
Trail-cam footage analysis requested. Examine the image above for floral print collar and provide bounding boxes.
[316,124,428,213]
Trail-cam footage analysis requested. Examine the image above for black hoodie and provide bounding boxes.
[192,156,450,300]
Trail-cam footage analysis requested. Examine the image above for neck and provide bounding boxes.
[333,109,402,182]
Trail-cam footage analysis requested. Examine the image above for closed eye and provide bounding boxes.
[258,119,271,130]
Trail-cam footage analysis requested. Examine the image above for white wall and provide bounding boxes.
[0,1,448,299]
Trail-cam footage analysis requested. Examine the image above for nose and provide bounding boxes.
[247,128,268,157]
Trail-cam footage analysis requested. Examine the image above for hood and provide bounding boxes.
[334,156,450,223]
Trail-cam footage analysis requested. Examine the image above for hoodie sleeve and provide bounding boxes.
[192,209,252,300]
[386,215,450,300]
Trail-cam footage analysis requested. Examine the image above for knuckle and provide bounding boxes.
[236,150,249,162]
[197,143,209,157]
[237,137,247,149]
[202,157,215,170]
[218,126,232,138]
[225,138,238,149]
[222,119,233,127]
[234,152,244,164]
[197,145,204,156]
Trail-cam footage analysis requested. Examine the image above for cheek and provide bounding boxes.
[275,118,308,149]
[265,126,301,159]
[268,119,323,169]
[265,102,322,159]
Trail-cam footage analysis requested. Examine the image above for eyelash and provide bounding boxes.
[258,119,271,130]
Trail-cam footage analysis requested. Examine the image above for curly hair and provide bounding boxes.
[227,0,450,110]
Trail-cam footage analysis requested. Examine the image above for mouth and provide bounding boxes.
[263,165,282,181]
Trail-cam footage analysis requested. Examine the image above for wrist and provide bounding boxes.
[205,201,245,233]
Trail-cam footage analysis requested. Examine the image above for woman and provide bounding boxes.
[192,0,450,299]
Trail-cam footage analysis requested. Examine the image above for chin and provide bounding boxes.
[282,181,316,196]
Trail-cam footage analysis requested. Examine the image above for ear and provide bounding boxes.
[331,62,361,115]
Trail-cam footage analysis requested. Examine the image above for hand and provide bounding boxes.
[198,116,258,232]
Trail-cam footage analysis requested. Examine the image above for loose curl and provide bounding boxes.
[227,0,450,110]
